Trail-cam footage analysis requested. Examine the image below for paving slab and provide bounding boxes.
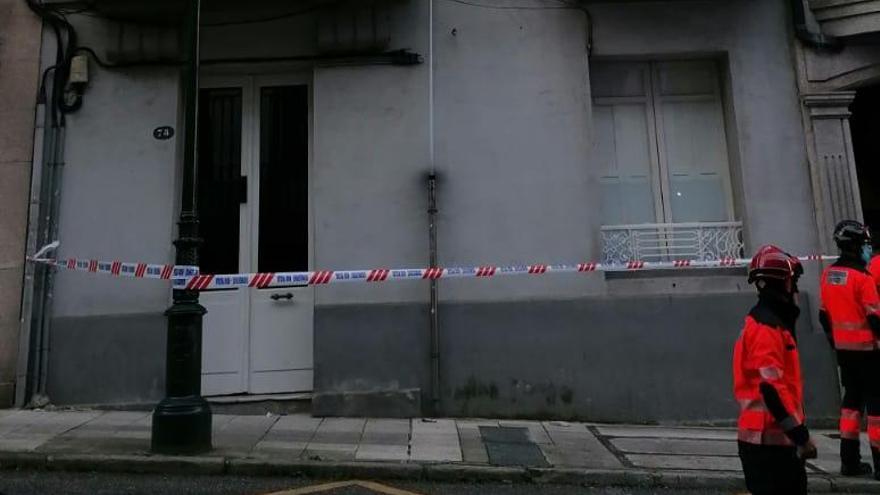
[457,422,489,464]
[81,411,150,428]
[810,430,872,475]
[541,422,623,469]
[271,414,322,432]
[361,419,409,446]
[0,410,24,420]
[311,418,365,445]
[611,437,738,456]
[0,411,102,451]
[627,454,743,472]
[596,426,737,441]
[303,442,358,461]
[364,419,410,434]
[498,420,552,444]
[251,439,308,458]
[259,427,316,444]
[39,435,149,455]
[355,444,409,462]
[411,419,461,462]
[455,419,499,429]
[213,415,279,453]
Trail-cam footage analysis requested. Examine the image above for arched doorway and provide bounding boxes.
[850,85,880,236]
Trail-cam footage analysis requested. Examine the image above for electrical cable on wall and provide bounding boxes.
[26,0,84,124]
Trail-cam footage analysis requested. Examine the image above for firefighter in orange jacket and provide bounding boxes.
[820,220,880,478]
[734,245,817,494]
[870,237,880,289]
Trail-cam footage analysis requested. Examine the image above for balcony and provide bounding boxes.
[600,222,744,265]
[810,0,880,38]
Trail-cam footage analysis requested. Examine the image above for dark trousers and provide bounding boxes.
[739,441,806,495]
[838,350,880,467]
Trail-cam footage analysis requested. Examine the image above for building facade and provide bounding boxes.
[0,0,42,407]
[7,0,880,423]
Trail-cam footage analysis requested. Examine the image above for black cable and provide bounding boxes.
[38,65,56,104]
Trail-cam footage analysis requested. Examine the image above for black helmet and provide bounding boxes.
[833,220,871,252]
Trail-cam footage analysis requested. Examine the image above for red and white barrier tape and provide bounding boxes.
[180,255,837,291]
[27,243,198,283]
[27,244,837,291]
[29,257,199,282]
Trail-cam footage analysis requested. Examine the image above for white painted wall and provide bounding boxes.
[49,0,819,312]
[52,63,180,317]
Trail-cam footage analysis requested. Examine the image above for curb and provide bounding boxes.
[1,452,878,492]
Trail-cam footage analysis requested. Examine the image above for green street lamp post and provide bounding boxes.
[151,0,212,455]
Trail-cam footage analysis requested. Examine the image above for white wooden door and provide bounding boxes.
[199,74,314,396]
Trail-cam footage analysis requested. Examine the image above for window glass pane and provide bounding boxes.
[258,85,309,273]
[197,88,242,275]
[595,103,657,225]
[661,99,730,222]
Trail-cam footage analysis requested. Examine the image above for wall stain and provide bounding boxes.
[453,376,499,400]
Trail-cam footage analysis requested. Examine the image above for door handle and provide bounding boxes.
[270,292,294,301]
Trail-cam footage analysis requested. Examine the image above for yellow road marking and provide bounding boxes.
[265,480,424,495]
[355,481,424,495]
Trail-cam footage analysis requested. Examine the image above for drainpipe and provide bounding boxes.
[24,78,63,407]
[16,98,49,407]
[151,0,212,455]
[36,125,65,401]
[790,0,841,51]
[427,173,440,416]
[426,0,441,417]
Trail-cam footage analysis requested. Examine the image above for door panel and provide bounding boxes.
[248,83,313,394]
[198,86,248,396]
[249,288,314,394]
[201,290,248,396]
[257,85,309,273]
[198,88,243,275]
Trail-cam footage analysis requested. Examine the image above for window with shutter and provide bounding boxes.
[592,60,742,264]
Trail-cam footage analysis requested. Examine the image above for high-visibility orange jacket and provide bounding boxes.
[820,259,880,351]
[869,255,880,289]
[733,299,808,446]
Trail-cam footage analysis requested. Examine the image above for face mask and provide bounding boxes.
[862,244,874,264]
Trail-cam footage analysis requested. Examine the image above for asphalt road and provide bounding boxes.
[0,471,742,495]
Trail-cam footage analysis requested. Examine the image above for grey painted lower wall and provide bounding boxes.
[45,293,841,424]
[47,313,166,406]
[314,293,841,423]
[313,303,430,418]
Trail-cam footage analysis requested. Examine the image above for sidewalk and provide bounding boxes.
[0,410,877,492]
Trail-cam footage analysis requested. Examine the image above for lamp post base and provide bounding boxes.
[151,396,212,455]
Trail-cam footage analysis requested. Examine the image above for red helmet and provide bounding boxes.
[748,245,802,288]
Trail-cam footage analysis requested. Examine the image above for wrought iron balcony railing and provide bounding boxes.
[600,222,744,265]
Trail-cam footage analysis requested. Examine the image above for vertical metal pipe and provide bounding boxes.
[26,114,57,404]
[151,0,212,455]
[16,98,49,407]
[428,173,440,415]
[37,125,65,398]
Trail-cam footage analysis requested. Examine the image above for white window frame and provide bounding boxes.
[592,60,737,226]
